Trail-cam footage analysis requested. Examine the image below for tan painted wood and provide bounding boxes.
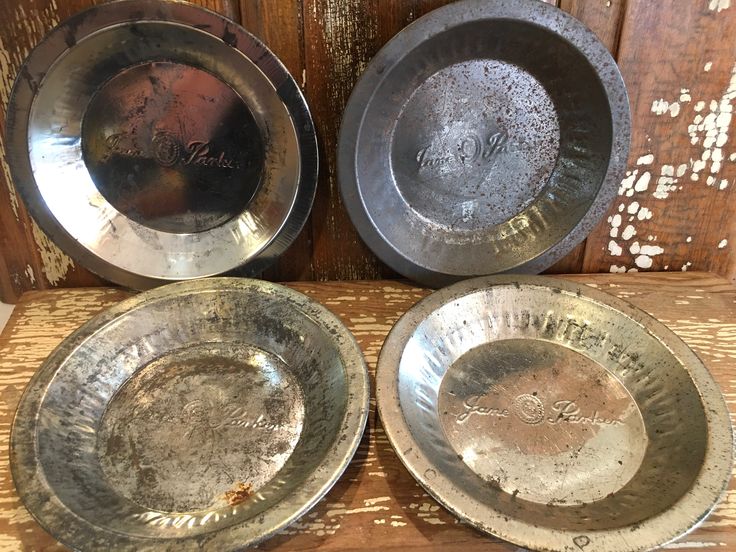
[0,272,734,550]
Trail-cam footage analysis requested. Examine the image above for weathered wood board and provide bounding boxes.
[0,272,734,550]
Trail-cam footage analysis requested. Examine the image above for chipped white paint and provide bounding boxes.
[621,225,637,240]
[23,265,35,285]
[634,172,651,192]
[636,154,654,165]
[627,202,640,215]
[31,221,73,285]
[637,207,653,220]
[640,244,665,256]
[718,239,728,248]
[708,0,731,12]
[364,497,391,506]
[635,255,654,269]
[704,61,713,72]
[610,265,627,273]
[651,99,680,117]
[687,236,693,243]
[720,179,730,189]
[680,89,692,103]
[608,240,623,256]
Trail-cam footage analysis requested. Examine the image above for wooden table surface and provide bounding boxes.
[0,272,734,551]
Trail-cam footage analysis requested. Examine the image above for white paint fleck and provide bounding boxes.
[720,179,729,189]
[622,225,636,240]
[630,242,640,254]
[31,221,74,285]
[661,165,675,176]
[608,240,623,256]
[687,236,693,243]
[635,255,654,269]
[611,214,622,228]
[695,100,706,112]
[707,175,716,186]
[618,203,625,212]
[718,239,728,248]
[391,521,407,527]
[640,245,665,256]
[708,0,731,12]
[610,226,619,238]
[610,265,626,273]
[636,154,654,165]
[704,61,713,72]
[634,172,651,192]
[364,497,391,506]
[680,89,692,103]
[637,207,653,221]
[627,202,640,215]
[619,171,638,195]
[24,264,35,285]
[676,163,688,177]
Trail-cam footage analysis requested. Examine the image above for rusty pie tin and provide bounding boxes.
[339,0,630,287]
[5,0,317,289]
[376,275,732,552]
[11,278,369,550]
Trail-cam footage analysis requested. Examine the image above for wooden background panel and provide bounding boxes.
[581,0,736,278]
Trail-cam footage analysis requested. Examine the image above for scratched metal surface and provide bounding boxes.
[377,275,732,552]
[338,0,630,287]
[0,273,735,550]
[9,278,369,550]
[4,0,318,290]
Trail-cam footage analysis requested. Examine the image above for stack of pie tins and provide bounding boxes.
[5,0,318,289]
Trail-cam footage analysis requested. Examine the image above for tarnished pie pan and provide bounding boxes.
[339,0,630,287]
[11,278,369,550]
[6,0,317,289]
[376,276,731,552]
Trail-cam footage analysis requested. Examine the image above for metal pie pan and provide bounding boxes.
[6,0,317,289]
[376,276,732,552]
[11,278,369,550]
[339,0,630,287]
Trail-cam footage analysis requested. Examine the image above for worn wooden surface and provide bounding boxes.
[0,272,734,550]
[581,0,736,282]
[1,0,735,302]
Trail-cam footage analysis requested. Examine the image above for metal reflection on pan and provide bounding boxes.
[6,0,317,289]
[376,276,732,552]
[11,278,369,551]
[339,0,630,287]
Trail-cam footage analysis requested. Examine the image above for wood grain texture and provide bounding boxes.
[582,0,736,280]
[240,0,314,282]
[0,272,734,550]
[544,0,627,275]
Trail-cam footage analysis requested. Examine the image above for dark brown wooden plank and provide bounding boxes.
[544,0,626,275]
[240,0,314,281]
[582,0,736,280]
[0,273,734,550]
[0,0,240,303]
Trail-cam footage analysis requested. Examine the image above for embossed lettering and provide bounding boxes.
[415,131,521,172]
[547,400,623,426]
[457,395,510,423]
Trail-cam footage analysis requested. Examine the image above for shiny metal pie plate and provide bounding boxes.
[11,278,369,550]
[6,0,317,289]
[339,0,630,287]
[376,276,732,552]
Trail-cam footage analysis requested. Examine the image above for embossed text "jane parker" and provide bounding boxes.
[415,132,519,171]
[104,133,239,170]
